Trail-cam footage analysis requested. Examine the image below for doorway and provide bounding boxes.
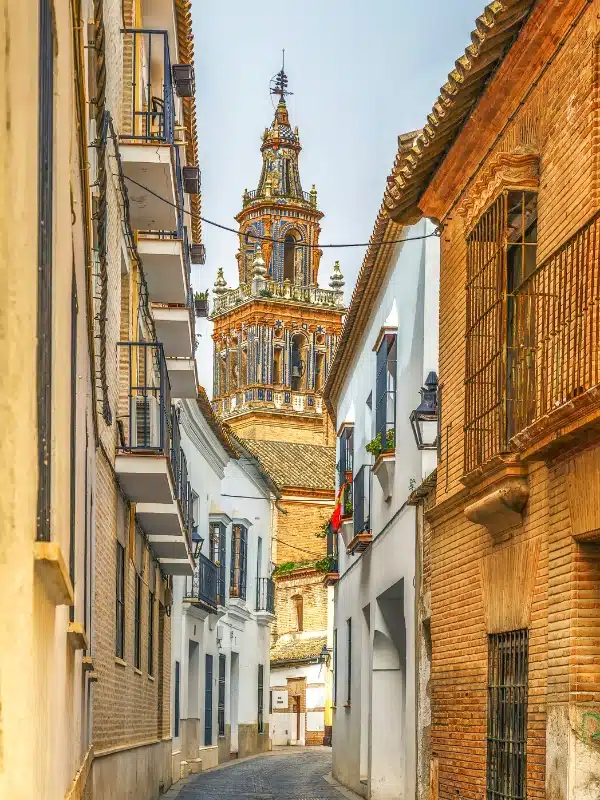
[230,652,239,754]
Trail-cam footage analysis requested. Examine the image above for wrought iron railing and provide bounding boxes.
[121,29,175,143]
[256,578,275,613]
[353,465,370,536]
[117,341,171,455]
[185,553,218,608]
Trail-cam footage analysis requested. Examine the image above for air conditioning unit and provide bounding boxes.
[190,243,206,265]
[131,395,161,449]
[182,166,201,195]
[172,64,195,97]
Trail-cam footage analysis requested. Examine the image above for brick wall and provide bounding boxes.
[425,4,600,799]
[275,571,329,635]
[275,497,332,565]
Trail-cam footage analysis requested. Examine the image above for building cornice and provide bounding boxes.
[180,399,232,476]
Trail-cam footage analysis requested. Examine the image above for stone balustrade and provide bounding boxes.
[210,280,344,317]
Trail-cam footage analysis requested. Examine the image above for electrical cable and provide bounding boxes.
[119,173,440,249]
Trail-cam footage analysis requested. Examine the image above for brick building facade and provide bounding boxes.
[383,1,600,798]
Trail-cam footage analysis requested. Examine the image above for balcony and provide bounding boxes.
[166,357,197,399]
[323,526,340,587]
[347,465,372,555]
[152,289,195,358]
[119,29,179,231]
[137,229,190,305]
[210,280,345,318]
[184,553,218,613]
[255,577,275,624]
[115,341,193,575]
[243,188,313,207]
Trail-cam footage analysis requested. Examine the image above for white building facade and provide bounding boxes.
[324,215,439,799]
[170,396,276,780]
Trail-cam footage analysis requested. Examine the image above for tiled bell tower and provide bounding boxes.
[210,68,345,445]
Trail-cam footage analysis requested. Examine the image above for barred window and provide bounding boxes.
[148,591,154,676]
[230,524,248,600]
[487,630,528,800]
[218,654,226,736]
[465,191,538,473]
[257,664,264,734]
[115,543,125,658]
[134,574,142,669]
[205,654,213,746]
[375,333,397,453]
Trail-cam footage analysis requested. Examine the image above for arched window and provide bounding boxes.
[273,347,282,385]
[292,594,304,632]
[283,234,296,283]
[229,351,239,391]
[315,352,325,391]
[291,333,307,392]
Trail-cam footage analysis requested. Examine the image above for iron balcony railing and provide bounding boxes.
[118,341,171,455]
[185,553,218,608]
[121,29,175,143]
[256,578,275,614]
[353,465,371,536]
[326,523,339,574]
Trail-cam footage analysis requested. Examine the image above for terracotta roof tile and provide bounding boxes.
[238,439,335,492]
[270,635,327,665]
[196,388,239,458]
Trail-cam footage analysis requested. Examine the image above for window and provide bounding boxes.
[487,630,528,800]
[283,234,296,282]
[37,0,55,543]
[218,654,226,736]
[134,574,142,669]
[273,346,283,385]
[375,333,397,453]
[115,542,125,658]
[205,654,213,746]
[257,664,264,734]
[230,524,248,600]
[291,333,307,392]
[292,594,304,632]
[174,660,181,738]
[148,591,155,676]
[346,618,352,706]
[210,522,227,606]
[465,191,538,473]
[338,425,354,484]
[353,465,370,536]
[69,274,78,618]
[333,629,338,706]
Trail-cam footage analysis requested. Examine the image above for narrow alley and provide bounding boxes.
[171,750,346,800]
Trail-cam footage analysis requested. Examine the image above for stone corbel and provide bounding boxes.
[372,452,396,502]
[464,478,529,537]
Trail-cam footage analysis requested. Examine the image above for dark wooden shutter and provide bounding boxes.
[240,526,248,600]
[205,654,213,745]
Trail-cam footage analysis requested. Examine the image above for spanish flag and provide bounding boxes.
[331,483,345,532]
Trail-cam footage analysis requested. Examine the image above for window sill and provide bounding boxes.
[343,703,351,709]
[115,657,127,668]
[34,541,74,606]
[148,674,155,682]
[67,621,89,651]
[134,667,143,676]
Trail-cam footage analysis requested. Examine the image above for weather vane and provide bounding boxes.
[270,49,293,102]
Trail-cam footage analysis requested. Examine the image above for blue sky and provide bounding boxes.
[190,0,484,387]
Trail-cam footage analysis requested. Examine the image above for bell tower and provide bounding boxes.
[210,66,345,444]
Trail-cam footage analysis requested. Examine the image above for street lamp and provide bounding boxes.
[191,526,204,560]
[410,371,439,451]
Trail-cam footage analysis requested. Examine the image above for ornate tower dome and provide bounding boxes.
[210,65,345,445]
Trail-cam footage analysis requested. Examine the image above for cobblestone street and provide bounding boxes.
[173,749,345,799]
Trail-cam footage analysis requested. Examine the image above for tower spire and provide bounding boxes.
[270,49,293,103]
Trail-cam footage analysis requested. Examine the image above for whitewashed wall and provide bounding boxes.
[331,219,439,799]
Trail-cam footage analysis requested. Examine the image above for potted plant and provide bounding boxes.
[194,290,209,317]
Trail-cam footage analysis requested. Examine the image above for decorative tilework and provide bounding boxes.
[284,392,291,404]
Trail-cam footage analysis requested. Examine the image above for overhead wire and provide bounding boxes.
[120,173,440,249]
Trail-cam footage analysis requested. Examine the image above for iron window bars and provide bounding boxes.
[115,542,125,658]
[464,191,538,473]
[210,522,227,606]
[353,465,371,536]
[230,525,248,600]
[346,618,352,706]
[256,578,275,613]
[148,591,155,676]
[338,425,354,481]
[205,654,213,746]
[326,522,339,575]
[121,29,175,143]
[185,553,218,609]
[487,629,528,800]
[257,664,265,734]
[134,573,142,669]
[174,660,180,738]
[37,0,54,542]
[375,333,397,453]
[218,654,226,736]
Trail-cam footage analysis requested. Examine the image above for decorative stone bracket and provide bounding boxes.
[464,478,529,538]
[372,452,396,502]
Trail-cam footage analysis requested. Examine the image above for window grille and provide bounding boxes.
[205,654,213,745]
[257,664,264,733]
[338,425,354,481]
[69,275,78,619]
[218,654,226,736]
[230,525,248,600]
[333,629,338,706]
[465,191,538,473]
[174,660,180,738]
[353,465,370,536]
[346,618,352,706]
[375,334,397,452]
[37,0,55,542]
[115,543,125,658]
[487,630,528,800]
[148,592,154,676]
[134,574,142,669]
[211,522,227,605]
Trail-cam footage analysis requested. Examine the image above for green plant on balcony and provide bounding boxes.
[315,554,336,574]
[366,428,396,459]
[343,500,353,518]
[259,288,273,297]
[195,290,209,300]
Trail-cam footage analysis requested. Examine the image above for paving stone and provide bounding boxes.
[177,749,341,800]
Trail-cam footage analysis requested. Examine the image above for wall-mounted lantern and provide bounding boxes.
[191,526,204,560]
[410,371,439,451]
